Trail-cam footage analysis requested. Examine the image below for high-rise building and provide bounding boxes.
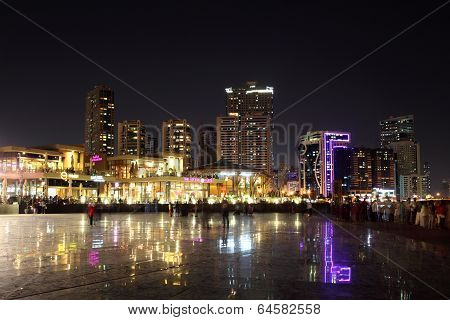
[118,120,147,156]
[423,161,431,195]
[441,179,449,198]
[371,148,395,190]
[143,125,159,156]
[217,81,274,175]
[162,119,192,170]
[333,147,352,195]
[349,148,373,195]
[225,81,274,120]
[379,114,415,148]
[399,174,426,200]
[216,115,240,167]
[298,131,351,198]
[84,85,115,156]
[198,125,217,167]
[240,115,272,173]
[389,141,420,176]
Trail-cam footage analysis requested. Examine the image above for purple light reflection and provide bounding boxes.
[324,222,351,283]
[88,250,100,267]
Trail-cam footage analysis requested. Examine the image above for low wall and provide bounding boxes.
[0,204,19,214]
[36,202,330,214]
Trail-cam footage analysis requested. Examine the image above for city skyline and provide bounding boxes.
[0,1,449,191]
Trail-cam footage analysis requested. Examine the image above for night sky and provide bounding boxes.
[1,0,449,192]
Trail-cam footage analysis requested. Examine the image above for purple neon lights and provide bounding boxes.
[324,222,351,284]
[322,132,351,197]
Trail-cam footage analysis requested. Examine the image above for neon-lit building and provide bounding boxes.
[298,131,351,198]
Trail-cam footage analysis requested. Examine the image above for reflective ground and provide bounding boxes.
[0,212,449,299]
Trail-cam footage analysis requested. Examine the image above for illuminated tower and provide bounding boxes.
[298,131,350,198]
[84,85,115,156]
[219,81,274,175]
[118,120,147,156]
[162,119,192,170]
[379,114,415,148]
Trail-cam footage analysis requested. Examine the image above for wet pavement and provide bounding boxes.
[0,212,449,300]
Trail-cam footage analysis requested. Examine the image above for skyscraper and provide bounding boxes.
[399,175,426,200]
[333,147,352,195]
[389,141,420,175]
[379,114,415,148]
[162,119,192,170]
[423,161,431,195]
[216,115,239,167]
[349,148,373,195]
[84,85,115,156]
[118,120,147,156]
[218,81,274,175]
[371,148,395,190]
[198,125,217,167]
[298,131,351,198]
[240,115,272,173]
[225,81,274,120]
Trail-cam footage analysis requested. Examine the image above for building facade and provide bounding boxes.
[399,174,426,200]
[371,148,395,191]
[379,114,415,148]
[389,141,420,176]
[225,81,274,120]
[298,131,351,198]
[349,148,373,195]
[423,161,431,195]
[198,125,217,167]
[84,85,115,156]
[216,115,240,167]
[239,115,272,174]
[118,120,147,156]
[162,119,192,170]
[0,145,97,201]
[217,81,274,175]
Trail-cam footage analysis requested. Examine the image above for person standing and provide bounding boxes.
[376,199,383,222]
[222,200,230,228]
[411,199,418,224]
[88,203,95,226]
[168,202,173,217]
[435,201,447,229]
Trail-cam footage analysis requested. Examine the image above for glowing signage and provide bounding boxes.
[90,155,103,162]
[183,177,213,183]
[91,175,105,182]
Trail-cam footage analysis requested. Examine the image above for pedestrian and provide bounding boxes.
[193,203,198,217]
[88,203,95,226]
[410,198,418,224]
[168,202,173,217]
[435,201,447,228]
[375,199,382,222]
[222,200,230,228]
[394,201,401,222]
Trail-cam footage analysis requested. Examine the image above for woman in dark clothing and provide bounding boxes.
[88,203,95,226]
[222,201,230,228]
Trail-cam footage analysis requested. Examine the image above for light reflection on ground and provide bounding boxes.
[0,212,448,299]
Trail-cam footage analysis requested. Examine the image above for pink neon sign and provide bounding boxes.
[183,177,213,183]
[90,155,103,162]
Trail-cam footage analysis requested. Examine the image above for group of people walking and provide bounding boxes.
[332,197,448,229]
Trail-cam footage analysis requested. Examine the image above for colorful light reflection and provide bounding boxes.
[324,222,351,283]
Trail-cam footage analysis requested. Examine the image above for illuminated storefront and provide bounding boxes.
[0,145,96,202]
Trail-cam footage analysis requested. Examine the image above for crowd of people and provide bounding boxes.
[16,195,76,214]
[331,197,448,229]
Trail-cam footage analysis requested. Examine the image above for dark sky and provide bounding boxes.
[1,0,449,192]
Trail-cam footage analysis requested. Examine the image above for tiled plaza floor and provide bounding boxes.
[0,212,448,299]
